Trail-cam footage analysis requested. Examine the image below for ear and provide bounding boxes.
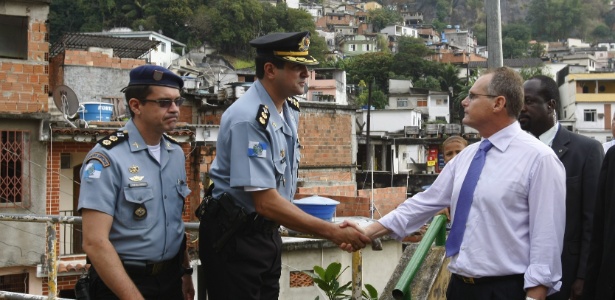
[492,96,507,113]
[547,99,556,112]
[263,62,278,79]
[128,98,141,115]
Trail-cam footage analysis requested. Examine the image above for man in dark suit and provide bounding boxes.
[584,147,615,300]
[519,75,604,300]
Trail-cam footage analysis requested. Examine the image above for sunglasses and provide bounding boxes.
[141,97,185,108]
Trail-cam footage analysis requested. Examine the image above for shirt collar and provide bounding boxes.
[484,121,523,152]
[537,122,559,147]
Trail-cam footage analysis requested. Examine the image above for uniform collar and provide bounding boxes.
[123,120,173,152]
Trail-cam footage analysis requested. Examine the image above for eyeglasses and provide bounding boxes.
[141,97,185,108]
[467,93,499,101]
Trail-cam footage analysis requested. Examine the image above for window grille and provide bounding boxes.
[0,130,30,208]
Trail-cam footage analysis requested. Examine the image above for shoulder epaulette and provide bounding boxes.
[163,133,181,145]
[287,97,300,111]
[256,104,270,129]
[98,130,128,150]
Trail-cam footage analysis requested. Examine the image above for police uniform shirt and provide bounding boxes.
[77,120,191,262]
[209,80,300,212]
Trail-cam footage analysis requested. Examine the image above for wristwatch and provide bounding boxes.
[183,267,194,276]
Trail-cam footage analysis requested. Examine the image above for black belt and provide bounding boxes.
[122,251,180,276]
[454,273,524,285]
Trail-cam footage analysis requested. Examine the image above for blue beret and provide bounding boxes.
[122,65,183,91]
[250,31,318,66]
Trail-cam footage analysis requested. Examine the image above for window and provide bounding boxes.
[1,130,30,208]
[0,273,28,293]
[350,44,356,51]
[436,99,448,106]
[0,15,28,59]
[417,99,427,107]
[584,109,596,122]
[312,91,322,101]
[160,43,166,53]
[366,44,370,51]
[397,98,408,107]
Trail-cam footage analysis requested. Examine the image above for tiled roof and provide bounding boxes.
[58,260,90,274]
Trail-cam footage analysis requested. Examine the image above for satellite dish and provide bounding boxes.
[52,85,79,118]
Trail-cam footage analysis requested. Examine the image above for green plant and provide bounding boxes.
[311,262,379,300]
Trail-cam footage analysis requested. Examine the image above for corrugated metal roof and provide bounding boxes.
[50,32,160,58]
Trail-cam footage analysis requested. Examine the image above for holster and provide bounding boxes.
[200,192,248,252]
[74,273,91,300]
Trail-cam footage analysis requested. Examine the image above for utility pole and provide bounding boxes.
[366,79,373,174]
[486,0,503,68]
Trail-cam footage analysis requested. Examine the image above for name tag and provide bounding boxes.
[129,182,148,188]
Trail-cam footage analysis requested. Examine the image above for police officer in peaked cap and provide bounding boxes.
[198,31,371,299]
[79,64,195,300]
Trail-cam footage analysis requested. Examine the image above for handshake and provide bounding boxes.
[333,220,386,253]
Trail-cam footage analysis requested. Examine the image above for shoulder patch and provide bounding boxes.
[163,133,181,145]
[256,104,270,129]
[85,152,111,168]
[98,130,128,150]
[287,97,300,111]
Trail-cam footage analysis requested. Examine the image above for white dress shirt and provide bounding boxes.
[602,140,615,153]
[378,121,566,294]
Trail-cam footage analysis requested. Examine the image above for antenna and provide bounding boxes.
[52,85,80,128]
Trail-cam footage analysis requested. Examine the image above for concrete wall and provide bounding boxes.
[0,119,48,267]
[279,237,402,299]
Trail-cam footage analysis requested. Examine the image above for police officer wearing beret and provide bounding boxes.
[78,65,195,300]
[198,31,371,299]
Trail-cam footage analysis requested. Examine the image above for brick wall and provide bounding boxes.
[43,275,79,296]
[62,50,143,69]
[298,111,353,166]
[0,20,49,114]
[296,187,406,219]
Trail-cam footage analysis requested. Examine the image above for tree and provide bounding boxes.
[413,76,441,91]
[357,88,388,109]
[346,52,394,92]
[368,8,402,32]
[519,66,551,80]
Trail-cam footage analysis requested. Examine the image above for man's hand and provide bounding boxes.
[182,274,195,300]
[526,285,547,300]
[570,279,584,300]
[436,207,450,220]
[334,221,371,252]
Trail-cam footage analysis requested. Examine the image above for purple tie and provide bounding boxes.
[445,139,493,257]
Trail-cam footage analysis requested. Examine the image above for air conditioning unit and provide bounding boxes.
[598,113,605,119]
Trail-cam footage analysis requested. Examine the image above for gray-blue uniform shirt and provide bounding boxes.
[78,120,191,262]
[209,80,301,212]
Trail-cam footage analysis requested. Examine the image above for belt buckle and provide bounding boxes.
[461,276,475,284]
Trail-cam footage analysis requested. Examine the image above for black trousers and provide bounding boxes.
[199,214,282,300]
[446,273,526,300]
[88,256,183,300]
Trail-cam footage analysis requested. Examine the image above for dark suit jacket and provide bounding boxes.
[547,127,604,300]
[584,146,615,300]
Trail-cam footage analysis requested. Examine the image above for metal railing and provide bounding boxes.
[0,213,367,300]
[392,214,447,300]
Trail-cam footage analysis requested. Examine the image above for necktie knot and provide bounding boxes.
[479,139,493,152]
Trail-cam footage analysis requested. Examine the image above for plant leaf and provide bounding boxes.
[325,262,342,282]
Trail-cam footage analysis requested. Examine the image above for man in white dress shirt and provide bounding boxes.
[357,67,566,300]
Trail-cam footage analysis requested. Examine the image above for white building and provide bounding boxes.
[87,28,186,67]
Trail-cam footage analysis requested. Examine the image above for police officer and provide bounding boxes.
[79,65,195,300]
[198,31,370,300]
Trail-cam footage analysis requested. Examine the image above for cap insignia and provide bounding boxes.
[298,36,310,52]
[153,70,163,81]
